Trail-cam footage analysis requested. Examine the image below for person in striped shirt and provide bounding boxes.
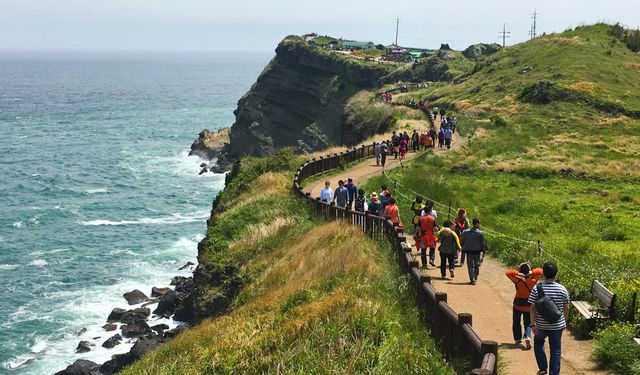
[527,262,570,375]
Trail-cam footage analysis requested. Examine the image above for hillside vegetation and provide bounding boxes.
[122,151,454,375]
[370,24,640,374]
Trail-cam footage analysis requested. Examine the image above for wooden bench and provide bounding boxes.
[571,280,616,321]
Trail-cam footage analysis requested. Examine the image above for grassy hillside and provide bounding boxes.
[366,23,640,374]
[122,151,454,374]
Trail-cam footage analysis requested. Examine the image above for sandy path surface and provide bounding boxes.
[304,125,607,374]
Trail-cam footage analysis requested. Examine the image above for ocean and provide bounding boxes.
[0,50,271,374]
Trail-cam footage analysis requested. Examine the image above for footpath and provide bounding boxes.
[305,127,608,374]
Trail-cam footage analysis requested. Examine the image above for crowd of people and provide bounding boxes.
[319,176,571,375]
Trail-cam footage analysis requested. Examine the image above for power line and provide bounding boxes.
[531,9,539,39]
[395,17,400,46]
[499,23,511,47]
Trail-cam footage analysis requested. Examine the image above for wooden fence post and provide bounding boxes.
[433,292,447,341]
[480,340,499,375]
[457,313,472,359]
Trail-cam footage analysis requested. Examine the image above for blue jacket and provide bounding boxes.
[345,183,358,200]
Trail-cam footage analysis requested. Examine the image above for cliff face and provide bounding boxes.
[224,36,391,160]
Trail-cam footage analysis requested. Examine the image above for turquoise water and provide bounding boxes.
[0,51,271,374]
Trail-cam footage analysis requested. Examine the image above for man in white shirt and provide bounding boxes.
[319,180,334,202]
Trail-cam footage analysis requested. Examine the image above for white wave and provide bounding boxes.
[12,221,23,229]
[29,216,40,225]
[2,355,35,370]
[0,264,18,270]
[29,259,48,267]
[78,212,209,226]
[31,338,48,354]
[86,188,108,194]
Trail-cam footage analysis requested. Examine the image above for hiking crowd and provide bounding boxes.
[319,176,570,375]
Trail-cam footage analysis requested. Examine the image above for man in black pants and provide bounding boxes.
[461,218,488,285]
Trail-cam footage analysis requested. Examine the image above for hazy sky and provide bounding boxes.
[1,0,638,51]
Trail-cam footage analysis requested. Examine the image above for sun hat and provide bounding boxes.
[370,192,378,198]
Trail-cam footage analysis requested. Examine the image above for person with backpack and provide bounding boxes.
[415,211,437,268]
[333,180,349,208]
[439,107,446,120]
[506,263,543,350]
[444,128,453,149]
[410,196,426,230]
[454,209,470,265]
[438,128,445,148]
[429,127,437,148]
[391,132,400,159]
[368,192,381,216]
[527,262,570,375]
[354,189,366,213]
[384,197,403,228]
[461,218,488,285]
[411,130,420,152]
[380,141,389,167]
[374,142,382,166]
[436,220,461,279]
[345,177,358,209]
[399,136,408,160]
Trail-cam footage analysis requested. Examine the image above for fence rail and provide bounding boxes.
[293,143,498,375]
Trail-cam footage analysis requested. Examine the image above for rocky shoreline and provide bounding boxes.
[189,128,234,173]
[55,264,196,375]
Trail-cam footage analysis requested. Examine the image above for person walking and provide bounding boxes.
[368,192,381,216]
[454,209,470,265]
[380,141,389,167]
[429,127,437,148]
[354,188,366,213]
[444,127,453,149]
[319,181,334,203]
[461,218,488,285]
[410,196,426,230]
[415,211,437,268]
[333,180,349,208]
[374,142,382,166]
[345,177,358,209]
[399,136,408,160]
[384,197,403,228]
[528,262,570,375]
[436,220,461,279]
[438,128,445,148]
[506,263,543,350]
[392,132,400,159]
[411,130,420,152]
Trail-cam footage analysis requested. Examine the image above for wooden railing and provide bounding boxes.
[293,144,498,375]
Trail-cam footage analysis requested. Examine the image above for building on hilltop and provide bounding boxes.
[340,41,376,50]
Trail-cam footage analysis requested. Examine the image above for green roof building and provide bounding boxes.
[341,41,376,50]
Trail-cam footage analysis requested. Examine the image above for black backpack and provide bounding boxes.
[535,284,563,323]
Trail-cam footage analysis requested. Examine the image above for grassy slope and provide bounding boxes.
[122,151,454,375]
[363,24,640,374]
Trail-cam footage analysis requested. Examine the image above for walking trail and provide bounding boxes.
[305,125,608,374]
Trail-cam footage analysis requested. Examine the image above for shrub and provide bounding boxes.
[593,323,640,375]
[518,81,571,104]
[491,114,507,127]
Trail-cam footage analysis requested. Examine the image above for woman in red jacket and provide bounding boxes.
[505,263,543,349]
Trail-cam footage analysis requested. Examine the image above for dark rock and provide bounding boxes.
[151,287,171,297]
[141,298,158,308]
[470,86,481,94]
[151,324,169,334]
[440,43,451,50]
[199,162,207,168]
[100,335,163,375]
[178,261,195,271]
[102,334,122,349]
[164,326,186,339]
[76,327,87,336]
[199,167,208,175]
[463,43,501,59]
[121,320,151,338]
[123,289,149,305]
[120,308,151,324]
[450,165,474,175]
[54,359,100,375]
[107,308,126,322]
[153,290,178,318]
[92,337,101,340]
[75,340,94,353]
[170,276,189,286]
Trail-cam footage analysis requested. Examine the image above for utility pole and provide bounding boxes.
[395,17,400,46]
[499,23,511,47]
[531,9,538,39]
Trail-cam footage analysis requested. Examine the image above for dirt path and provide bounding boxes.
[304,127,607,374]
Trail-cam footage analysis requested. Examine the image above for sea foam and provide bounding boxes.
[78,212,209,226]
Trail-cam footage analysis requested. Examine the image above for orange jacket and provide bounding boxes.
[505,268,543,312]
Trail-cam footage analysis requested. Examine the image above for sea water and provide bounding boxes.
[0,50,271,374]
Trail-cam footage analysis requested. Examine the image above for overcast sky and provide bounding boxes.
[1,0,638,51]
